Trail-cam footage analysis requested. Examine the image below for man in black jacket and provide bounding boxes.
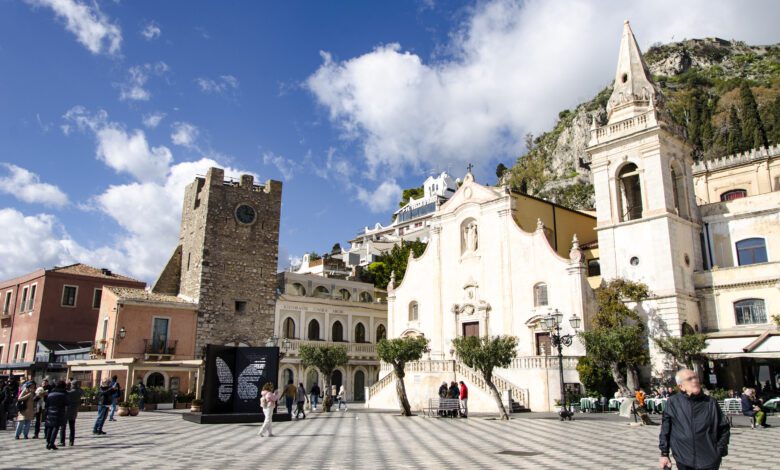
[44,380,68,450]
[659,369,730,470]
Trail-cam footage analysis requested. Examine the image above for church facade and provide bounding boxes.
[367,21,780,412]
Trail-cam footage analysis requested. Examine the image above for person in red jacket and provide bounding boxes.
[459,381,468,418]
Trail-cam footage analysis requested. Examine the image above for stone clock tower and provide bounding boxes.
[587,22,703,375]
[153,167,283,354]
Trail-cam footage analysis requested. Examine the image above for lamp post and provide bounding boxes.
[543,308,581,421]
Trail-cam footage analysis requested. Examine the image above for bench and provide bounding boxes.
[425,398,462,418]
[719,400,753,428]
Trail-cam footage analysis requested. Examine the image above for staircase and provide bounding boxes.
[454,361,530,412]
[366,360,530,412]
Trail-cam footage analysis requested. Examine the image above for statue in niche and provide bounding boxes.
[462,221,478,254]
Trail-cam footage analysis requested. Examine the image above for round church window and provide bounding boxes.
[235,204,256,224]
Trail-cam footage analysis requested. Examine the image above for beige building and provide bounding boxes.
[274,272,387,402]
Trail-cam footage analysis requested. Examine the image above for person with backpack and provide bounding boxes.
[14,381,35,439]
[257,382,279,437]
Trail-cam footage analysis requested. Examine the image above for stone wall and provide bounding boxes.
[175,167,282,354]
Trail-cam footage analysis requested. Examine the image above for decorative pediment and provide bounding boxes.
[437,177,503,215]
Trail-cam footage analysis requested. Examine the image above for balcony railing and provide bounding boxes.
[282,339,377,358]
[143,339,177,356]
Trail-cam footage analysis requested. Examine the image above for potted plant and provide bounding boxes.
[128,393,141,416]
[175,392,195,409]
[117,401,131,417]
[157,388,174,410]
[191,398,203,413]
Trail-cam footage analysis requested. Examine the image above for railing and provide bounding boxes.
[509,355,580,370]
[455,362,528,409]
[590,111,655,145]
[692,144,780,174]
[367,368,396,401]
[283,339,377,357]
[143,339,177,356]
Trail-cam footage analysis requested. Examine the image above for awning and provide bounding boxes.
[703,335,780,359]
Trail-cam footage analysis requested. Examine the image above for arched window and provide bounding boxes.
[734,299,766,325]
[618,163,643,221]
[282,317,295,339]
[376,324,387,341]
[533,283,548,307]
[283,368,294,384]
[146,372,165,387]
[409,301,419,321]
[291,283,306,296]
[736,238,768,266]
[670,162,689,219]
[359,291,373,303]
[681,322,695,336]
[307,319,321,340]
[355,323,366,343]
[331,370,343,391]
[313,286,330,298]
[338,289,351,301]
[354,370,365,402]
[720,189,747,201]
[331,321,344,342]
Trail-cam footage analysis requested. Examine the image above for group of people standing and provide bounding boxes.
[437,380,468,417]
[7,378,84,450]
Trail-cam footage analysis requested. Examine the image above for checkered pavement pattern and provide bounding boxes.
[0,410,776,469]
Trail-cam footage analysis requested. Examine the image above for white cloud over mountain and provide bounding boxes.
[26,0,122,55]
[307,0,780,185]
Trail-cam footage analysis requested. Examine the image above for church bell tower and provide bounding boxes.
[587,22,703,372]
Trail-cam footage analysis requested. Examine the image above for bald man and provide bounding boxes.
[659,369,730,470]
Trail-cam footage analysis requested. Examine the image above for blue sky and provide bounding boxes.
[1,0,778,283]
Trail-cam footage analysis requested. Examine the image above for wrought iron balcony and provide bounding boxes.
[143,339,178,356]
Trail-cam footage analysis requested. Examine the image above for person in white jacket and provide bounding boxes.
[258,383,279,437]
[337,385,348,411]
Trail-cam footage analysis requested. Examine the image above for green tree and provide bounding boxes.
[766,95,780,145]
[452,335,518,420]
[578,279,650,396]
[366,240,427,289]
[331,242,342,254]
[653,334,707,369]
[376,336,430,416]
[495,163,508,182]
[576,356,617,398]
[398,186,424,208]
[726,106,743,155]
[739,82,768,150]
[299,344,348,412]
[307,252,322,262]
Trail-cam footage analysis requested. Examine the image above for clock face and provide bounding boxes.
[235,204,256,224]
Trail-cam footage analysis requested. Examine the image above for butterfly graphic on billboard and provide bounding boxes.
[215,357,267,402]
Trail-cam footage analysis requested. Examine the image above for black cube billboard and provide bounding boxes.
[202,345,279,415]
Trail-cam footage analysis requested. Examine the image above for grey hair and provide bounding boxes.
[675,369,695,385]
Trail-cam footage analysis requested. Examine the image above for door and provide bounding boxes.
[536,332,551,356]
[331,370,343,395]
[152,317,169,353]
[462,322,479,337]
[354,370,365,402]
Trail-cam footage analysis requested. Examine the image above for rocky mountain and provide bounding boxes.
[507,38,780,210]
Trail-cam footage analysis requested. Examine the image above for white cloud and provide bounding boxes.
[170,122,199,149]
[64,106,172,183]
[118,62,169,102]
[0,164,69,207]
[307,0,780,179]
[0,208,123,280]
[142,111,166,128]
[26,0,121,55]
[195,75,239,94]
[262,151,299,180]
[356,180,402,213]
[140,21,161,40]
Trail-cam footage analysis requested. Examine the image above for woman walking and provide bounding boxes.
[337,385,348,411]
[258,383,279,437]
[15,382,35,439]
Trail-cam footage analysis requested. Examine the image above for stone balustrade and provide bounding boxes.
[692,144,780,174]
[283,338,377,358]
[589,111,656,146]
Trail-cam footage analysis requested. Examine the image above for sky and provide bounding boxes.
[1,0,779,284]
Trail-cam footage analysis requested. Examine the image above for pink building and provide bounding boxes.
[0,264,145,381]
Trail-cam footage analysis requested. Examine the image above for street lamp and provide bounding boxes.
[118,327,127,339]
[543,308,581,421]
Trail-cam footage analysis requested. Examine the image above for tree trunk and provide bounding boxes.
[394,366,412,416]
[323,373,333,412]
[626,366,640,392]
[485,376,509,420]
[609,362,630,396]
